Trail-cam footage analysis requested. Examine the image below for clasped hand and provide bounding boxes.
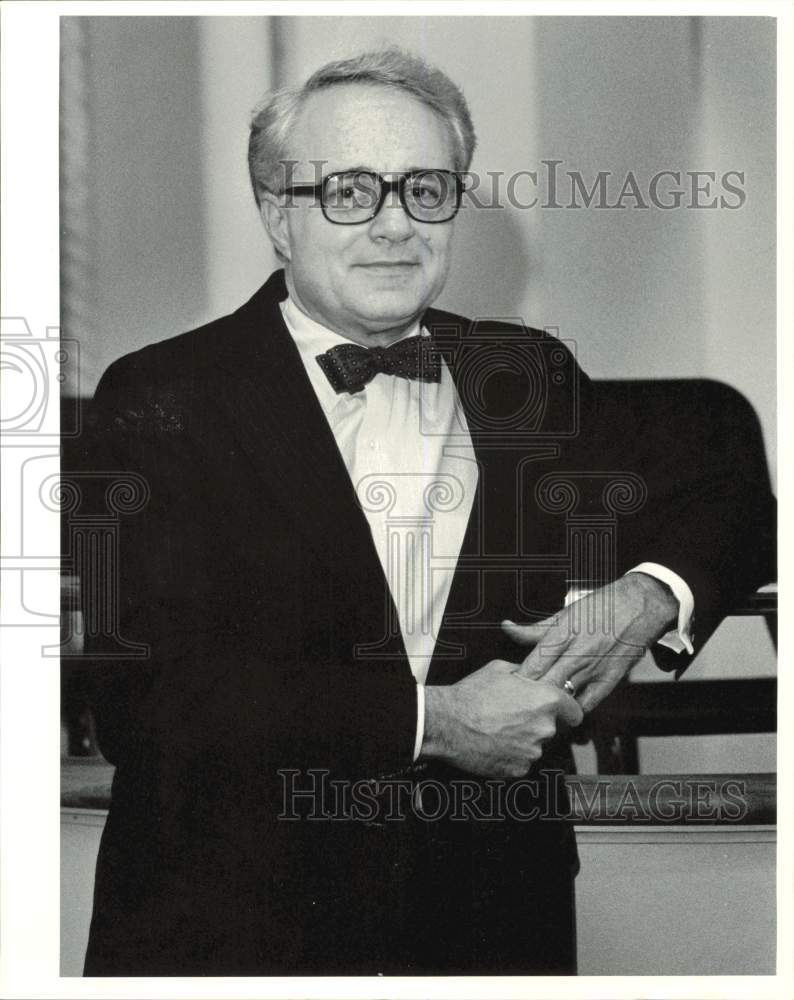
[422,573,678,778]
[502,573,679,712]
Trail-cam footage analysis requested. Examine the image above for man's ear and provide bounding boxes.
[259,192,292,261]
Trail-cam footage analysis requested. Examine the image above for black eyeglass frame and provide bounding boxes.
[280,169,466,225]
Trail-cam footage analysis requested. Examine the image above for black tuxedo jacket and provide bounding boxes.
[81,270,775,975]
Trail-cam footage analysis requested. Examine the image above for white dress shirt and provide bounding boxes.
[280,296,694,760]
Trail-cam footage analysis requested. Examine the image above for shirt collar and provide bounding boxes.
[280,295,424,414]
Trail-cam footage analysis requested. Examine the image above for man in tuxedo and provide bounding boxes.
[82,49,775,976]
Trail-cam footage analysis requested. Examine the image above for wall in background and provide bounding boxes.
[61,809,775,975]
[277,15,776,483]
[60,15,777,771]
[700,18,777,479]
[60,16,277,394]
[273,15,778,771]
[62,16,777,482]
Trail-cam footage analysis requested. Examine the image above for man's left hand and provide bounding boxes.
[501,573,679,714]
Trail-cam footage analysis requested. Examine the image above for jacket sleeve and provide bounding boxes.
[580,377,777,670]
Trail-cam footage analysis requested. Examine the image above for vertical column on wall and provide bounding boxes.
[678,17,778,720]
[198,17,279,320]
[697,18,776,487]
[60,17,96,398]
[530,17,707,378]
[60,18,210,396]
[432,17,543,327]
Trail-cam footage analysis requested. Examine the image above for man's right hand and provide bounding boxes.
[420,660,584,778]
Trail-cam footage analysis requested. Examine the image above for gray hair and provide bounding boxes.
[248,47,477,205]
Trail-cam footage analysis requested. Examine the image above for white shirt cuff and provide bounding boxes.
[626,563,694,654]
[565,563,695,655]
[413,682,425,762]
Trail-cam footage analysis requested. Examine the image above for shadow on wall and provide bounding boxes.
[439,199,533,324]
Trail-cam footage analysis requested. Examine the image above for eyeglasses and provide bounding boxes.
[281,169,465,225]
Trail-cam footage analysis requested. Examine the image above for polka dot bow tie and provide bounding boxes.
[315,335,442,395]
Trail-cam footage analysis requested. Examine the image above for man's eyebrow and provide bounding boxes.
[330,166,443,176]
[325,165,377,176]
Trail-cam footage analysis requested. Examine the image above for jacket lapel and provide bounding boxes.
[422,311,566,684]
[210,278,553,684]
[212,272,394,588]
[421,310,492,683]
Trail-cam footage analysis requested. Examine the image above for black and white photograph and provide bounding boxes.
[0,3,790,996]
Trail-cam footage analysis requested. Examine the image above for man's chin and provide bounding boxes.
[352,307,426,339]
[351,290,436,332]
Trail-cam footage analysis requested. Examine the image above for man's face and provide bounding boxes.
[263,83,459,346]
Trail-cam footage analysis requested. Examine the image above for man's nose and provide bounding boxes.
[368,188,414,241]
